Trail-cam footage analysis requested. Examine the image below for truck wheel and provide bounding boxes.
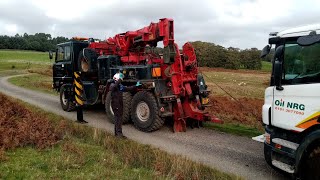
[131,91,164,132]
[303,146,320,180]
[105,91,132,124]
[60,85,75,112]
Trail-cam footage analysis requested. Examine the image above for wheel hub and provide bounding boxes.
[136,102,150,122]
[62,92,68,105]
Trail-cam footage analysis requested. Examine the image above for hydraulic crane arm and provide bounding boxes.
[89,18,176,64]
[110,18,174,53]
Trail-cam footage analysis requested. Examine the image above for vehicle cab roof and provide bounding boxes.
[276,24,320,38]
[57,40,88,47]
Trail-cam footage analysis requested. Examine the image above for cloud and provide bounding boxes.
[4,24,18,34]
[0,0,319,49]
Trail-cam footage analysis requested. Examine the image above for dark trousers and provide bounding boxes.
[114,114,123,136]
[112,108,122,136]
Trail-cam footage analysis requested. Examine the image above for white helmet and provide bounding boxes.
[113,73,123,81]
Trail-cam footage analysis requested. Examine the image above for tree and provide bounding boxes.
[0,33,69,52]
[190,41,262,70]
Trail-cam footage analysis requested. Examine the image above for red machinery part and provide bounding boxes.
[85,18,222,132]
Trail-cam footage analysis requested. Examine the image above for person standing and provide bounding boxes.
[109,72,141,138]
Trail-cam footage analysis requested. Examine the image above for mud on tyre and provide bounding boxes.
[131,91,164,132]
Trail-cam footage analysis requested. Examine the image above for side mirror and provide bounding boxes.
[260,45,271,58]
[274,60,284,91]
[274,45,284,62]
[273,45,284,91]
[49,50,53,59]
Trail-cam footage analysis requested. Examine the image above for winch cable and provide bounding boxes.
[202,69,263,119]
[200,71,247,110]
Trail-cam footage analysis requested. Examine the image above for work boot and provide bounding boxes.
[115,134,127,139]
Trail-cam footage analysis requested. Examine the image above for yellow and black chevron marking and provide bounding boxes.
[74,72,84,106]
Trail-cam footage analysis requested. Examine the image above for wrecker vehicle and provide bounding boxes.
[50,18,221,132]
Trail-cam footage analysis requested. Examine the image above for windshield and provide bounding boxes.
[282,41,320,85]
[55,45,71,62]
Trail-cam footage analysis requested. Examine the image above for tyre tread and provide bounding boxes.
[131,91,164,132]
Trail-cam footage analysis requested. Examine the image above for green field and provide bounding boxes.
[202,69,270,99]
[261,61,272,72]
[0,49,50,62]
[1,50,56,94]
[0,50,51,74]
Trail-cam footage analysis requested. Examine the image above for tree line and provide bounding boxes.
[190,41,266,70]
[0,33,268,70]
[0,33,68,52]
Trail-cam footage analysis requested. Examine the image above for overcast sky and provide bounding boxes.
[0,0,319,49]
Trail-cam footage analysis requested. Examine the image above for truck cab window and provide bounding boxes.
[56,45,71,62]
[283,42,320,85]
[64,46,71,61]
[56,46,64,62]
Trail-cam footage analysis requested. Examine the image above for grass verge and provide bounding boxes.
[9,74,57,95]
[204,123,263,137]
[0,93,241,179]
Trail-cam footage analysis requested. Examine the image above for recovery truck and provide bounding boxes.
[50,18,221,132]
[261,25,320,179]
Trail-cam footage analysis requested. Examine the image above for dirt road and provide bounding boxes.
[0,75,287,180]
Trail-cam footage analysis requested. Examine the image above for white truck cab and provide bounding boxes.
[261,24,320,179]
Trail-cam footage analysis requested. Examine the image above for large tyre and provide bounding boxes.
[60,85,75,112]
[301,146,320,180]
[131,91,164,132]
[105,91,132,124]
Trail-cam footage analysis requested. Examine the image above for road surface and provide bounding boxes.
[0,75,288,180]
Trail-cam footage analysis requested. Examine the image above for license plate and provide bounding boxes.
[201,98,209,105]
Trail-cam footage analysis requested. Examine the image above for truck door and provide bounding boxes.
[272,42,320,132]
[53,43,73,88]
